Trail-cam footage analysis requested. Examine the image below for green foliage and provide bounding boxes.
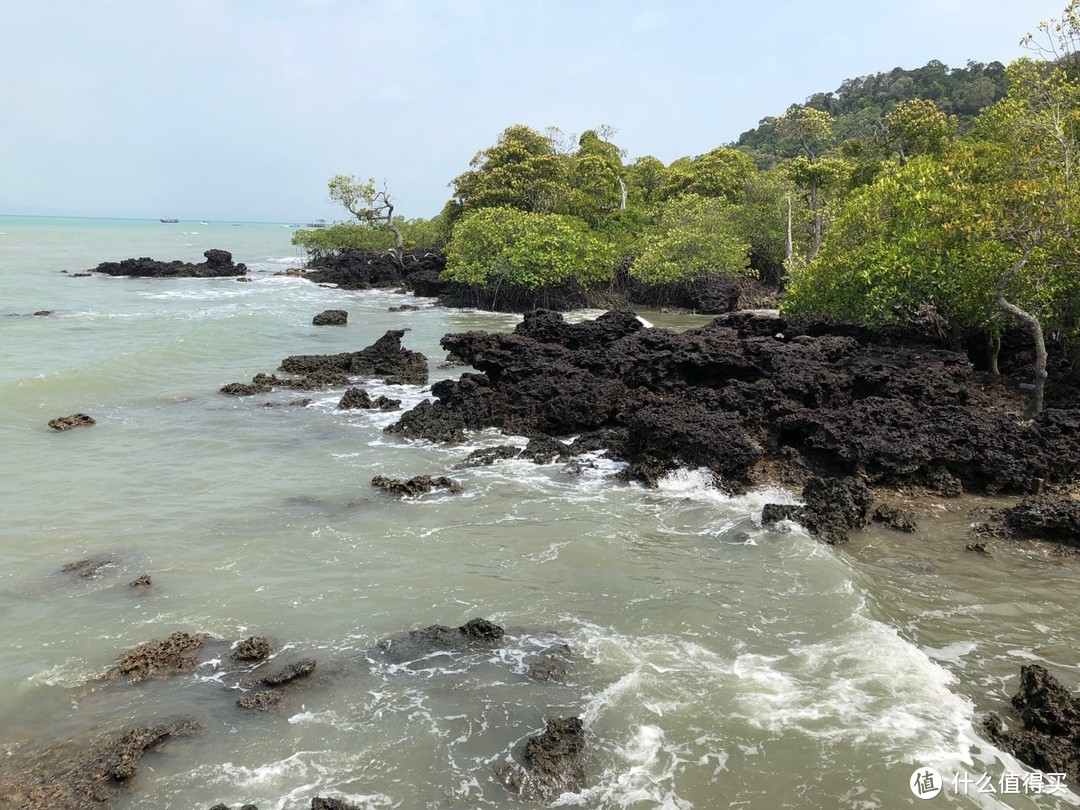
[738,60,1008,164]
[885,98,958,161]
[292,216,448,257]
[631,195,751,283]
[444,207,617,289]
[658,148,757,203]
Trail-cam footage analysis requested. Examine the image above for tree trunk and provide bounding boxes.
[808,178,822,261]
[785,195,794,272]
[995,249,1046,417]
[989,333,1001,376]
[618,177,627,211]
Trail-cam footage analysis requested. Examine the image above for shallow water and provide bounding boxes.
[1,216,1078,809]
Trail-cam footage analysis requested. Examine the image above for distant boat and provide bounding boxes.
[306,219,327,228]
[160,218,179,223]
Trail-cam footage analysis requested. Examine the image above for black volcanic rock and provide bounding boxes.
[497,717,587,802]
[90,249,247,278]
[982,664,1080,783]
[312,309,348,326]
[281,329,428,385]
[385,309,1080,498]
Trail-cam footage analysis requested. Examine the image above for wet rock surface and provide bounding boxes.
[982,664,1080,783]
[280,329,428,386]
[105,631,211,682]
[1004,492,1080,546]
[377,618,506,665]
[302,250,448,294]
[337,386,401,411]
[871,504,919,532]
[231,636,273,663]
[49,413,96,431]
[90,249,247,278]
[497,716,587,803]
[311,797,364,810]
[0,718,200,810]
[312,309,348,326]
[371,474,462,497]
[386,310,1079,501]
[221,330,427,396]
[61,557,116,579]
[760,476,872,544]
[259,658,317,686]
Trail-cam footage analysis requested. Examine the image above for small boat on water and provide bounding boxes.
[160,218,179,223]
[306,219,327,228]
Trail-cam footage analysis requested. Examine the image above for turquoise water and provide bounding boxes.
[1,216,1078,809]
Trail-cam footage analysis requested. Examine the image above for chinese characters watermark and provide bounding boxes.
[910,766,1069,799]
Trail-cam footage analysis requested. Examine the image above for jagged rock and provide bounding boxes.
[313,309,347,326]
[210,804,258,810]
[105,631,210,682]
[1004,492,1080,546]
[262,398,312,408]
[386,310,1080,497]
[0,718,200,810]
[260,658,317,687]
[521,437,572,464]
[981,665,1080,782]
[33,310,53,316]
[460,617,505,642]
[371,474,462,497]
[497,717,587,803]
[90,249,246,278]
[219,379,273,396]
[801,476,874,544]
[48,413,95,431]
[311,797,363,810]
[281,329,428,385]
[388,304,420,312]
[762,477,873,543]
[129,574,152,588]
[455,445,522,468]
[377,618,506,663]
[337,387,400,411]
[232,636,272,663]
[761,504,805,527]
[965,541,991,555]
[871,504,918,532]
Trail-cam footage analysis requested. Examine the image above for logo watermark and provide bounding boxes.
[910,766,1068,798]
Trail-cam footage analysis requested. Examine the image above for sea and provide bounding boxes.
[1,215,1078,810]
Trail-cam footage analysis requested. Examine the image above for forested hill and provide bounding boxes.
[736,60,1008,161]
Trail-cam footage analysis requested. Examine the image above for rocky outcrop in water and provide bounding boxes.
[0,718,200,810]
[386,310,1080,503]
[1004,491,1080,546]
[760,476,873,544]
[281,330,428,386]
[497,716,587,803]
[371,474,462,497]
[231,636,272,663]
[61,557,115,578]
[871,504,919,532]
[220,331,428,397]
[302,250,447,294]
[90,249,247,278]
[49,413,96,431]
[313,309,348,326]
[337,387,401,411]
[311,797,364,810]
[105,631,210,682]
[982,664,1080,783]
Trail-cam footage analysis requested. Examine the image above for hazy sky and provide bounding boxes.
[0,0,1068,222]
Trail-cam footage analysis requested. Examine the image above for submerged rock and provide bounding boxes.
[48,413,96,431]
[377,618,506,664]
[982,664,1080,783]
[129,574,152,588]
[259,658,317,686]
[371,474,462,497]
[312,309,348,326]
[455,445,522,468]
[61,557,115,579]
[871,504,918,532]
[311,796,364,810]
[497,716,587,803]
[105,631,210,682]
[0,718,200,810]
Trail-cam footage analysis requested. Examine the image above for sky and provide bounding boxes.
[0,0,1069,223]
